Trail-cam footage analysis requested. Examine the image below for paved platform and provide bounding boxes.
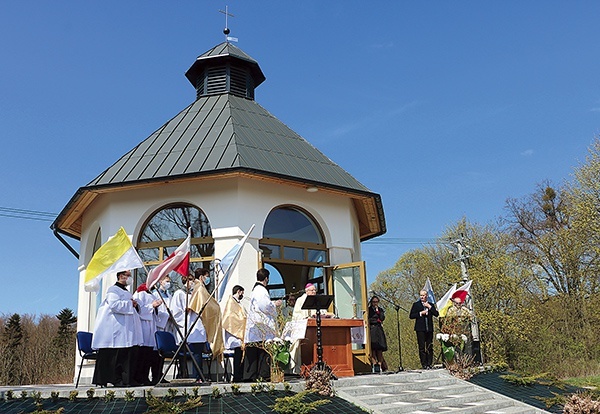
[0,369,556,413]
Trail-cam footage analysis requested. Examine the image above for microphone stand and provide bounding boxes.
[372,291,407,372]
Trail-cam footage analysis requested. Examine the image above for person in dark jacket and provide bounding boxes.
[409,290,439,369]
[368,295,388,372]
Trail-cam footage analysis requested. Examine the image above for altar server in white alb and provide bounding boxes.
[151,276,173,382]
[243,268,281,382]
[132,283,162,385]
[170,273,207,381]
[153,276,173,333]
[92,270,143,387]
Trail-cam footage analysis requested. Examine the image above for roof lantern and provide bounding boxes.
[185,42,266,101]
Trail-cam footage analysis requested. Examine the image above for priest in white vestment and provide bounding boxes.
[289,283,317,374]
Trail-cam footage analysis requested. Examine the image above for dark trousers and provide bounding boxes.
[134,346,162,384]
[416,331,434,368]
[232,346,244,382]
[134,346,154,385]
[93,346,139,386]
[242,345,270,382]
[151,352,164,383]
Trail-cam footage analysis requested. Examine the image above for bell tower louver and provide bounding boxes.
[184,42,266,101]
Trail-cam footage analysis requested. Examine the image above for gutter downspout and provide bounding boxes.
[52,227,79,259]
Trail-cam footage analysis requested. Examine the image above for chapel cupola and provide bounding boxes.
[185,42,266,101]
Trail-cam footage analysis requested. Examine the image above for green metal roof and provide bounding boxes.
[88,93,371,192]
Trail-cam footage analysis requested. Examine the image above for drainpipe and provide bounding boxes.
[52,227,79,259]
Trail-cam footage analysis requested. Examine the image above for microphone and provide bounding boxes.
[333,303,340,319]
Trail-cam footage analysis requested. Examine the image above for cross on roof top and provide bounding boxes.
[219,6,237,42]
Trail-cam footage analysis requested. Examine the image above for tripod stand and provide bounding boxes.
[371,291,407,372]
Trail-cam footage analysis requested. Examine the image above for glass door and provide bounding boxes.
[327,261,371,372]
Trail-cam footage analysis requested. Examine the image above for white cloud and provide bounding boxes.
[520,149,534,156]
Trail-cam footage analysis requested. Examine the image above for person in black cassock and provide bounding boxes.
[409,290,439,369]
[368,295,388,372]
[91,270,143,387]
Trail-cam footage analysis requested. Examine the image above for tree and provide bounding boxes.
[53,308,77,354]
[505,182,597,297]
[1,314,24,385]
[567,137,600,295]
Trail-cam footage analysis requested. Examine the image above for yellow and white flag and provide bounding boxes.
[438,283,457,318]
[84,227,144,288]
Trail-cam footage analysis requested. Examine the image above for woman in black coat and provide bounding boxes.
[368,295,388,372]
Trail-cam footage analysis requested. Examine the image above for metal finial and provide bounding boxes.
[219,6,237,42]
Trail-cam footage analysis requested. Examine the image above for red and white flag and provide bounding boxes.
[451,280,472,303]
[146,229,191,290]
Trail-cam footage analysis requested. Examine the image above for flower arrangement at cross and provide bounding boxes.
[250,304,293,382]
[436,332,468,364]
[436,333,468,347]
[438,311,471,364]
[264,337,291,368]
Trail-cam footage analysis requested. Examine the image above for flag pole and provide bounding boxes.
[161,259,229,383]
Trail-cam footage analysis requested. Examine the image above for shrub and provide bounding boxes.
[563,392,600,414]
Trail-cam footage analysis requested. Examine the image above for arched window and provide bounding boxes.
[137,204,214,291]
[260,206,328,297]
[260,206,326,263]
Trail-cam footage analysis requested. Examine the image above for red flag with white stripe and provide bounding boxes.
[146,230,191,290]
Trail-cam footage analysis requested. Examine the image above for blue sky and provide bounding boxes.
[1,1,599,316]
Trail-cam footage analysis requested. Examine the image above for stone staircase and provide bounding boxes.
[334,369,550,414]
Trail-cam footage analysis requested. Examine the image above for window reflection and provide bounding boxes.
[263,207,323,243]
[137,204,214,287]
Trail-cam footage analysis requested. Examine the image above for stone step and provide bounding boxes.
[338,379,475,397]
[333,371,549,414]
[375,394,518,414]
[480,405,546,414]
[336,371,443,387]
[376,394,546,414]
[355,383,482,405]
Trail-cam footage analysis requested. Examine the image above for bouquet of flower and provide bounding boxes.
[436,333,468,347]
[436,332,468,363]
[263,337,291,382]
[264,337,291,366]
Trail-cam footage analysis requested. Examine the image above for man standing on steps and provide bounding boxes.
[409,290,439,369]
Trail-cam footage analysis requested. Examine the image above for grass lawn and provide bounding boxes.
[563,375,600,391]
